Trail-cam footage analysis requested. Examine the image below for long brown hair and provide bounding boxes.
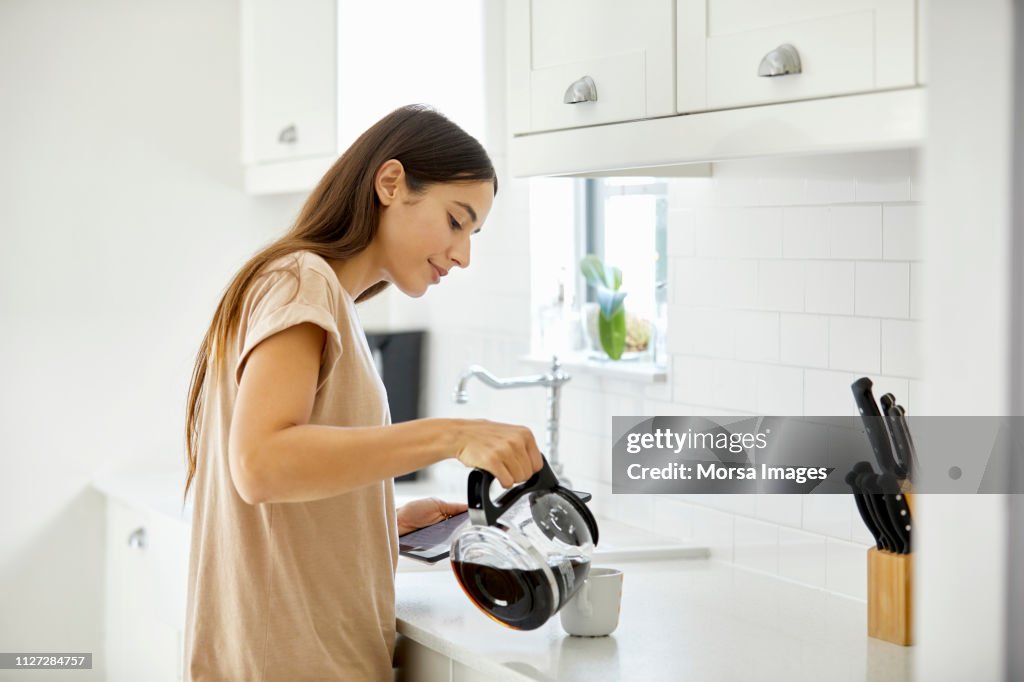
[183,104,497,503]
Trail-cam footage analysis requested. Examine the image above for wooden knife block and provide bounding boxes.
[867,547,913,646]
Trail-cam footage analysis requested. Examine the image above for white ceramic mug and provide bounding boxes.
[559,567,623,637]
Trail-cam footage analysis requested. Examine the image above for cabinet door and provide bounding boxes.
[242,0,336,164]
[678,0,916,113]
[105,499,181,682]
[508,0,675,134]
[393,635,451,682]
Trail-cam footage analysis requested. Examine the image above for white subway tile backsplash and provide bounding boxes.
[606,492,655,531]
[715,260,759,309]
[881,320,922,378]
[854,177,912,203]
[733,208,783,258]
[849,508,877,547]
[828,317,881,373]
[855,262,910,319]
[690,505,735,562]
[882,205,921,260]
[778,528,827,589]
[756,261,804,311]
[755,494,803,527]
[673,356,715,406]
[666,304,696,355]
[825,539,870,601]
[782,207,830,259]
[734,518,780,575]
[691,309,736,358]
[828,206,883,259]
[712,360,758,412]
[756,176,807,207]
[802,495,853,540]
[756,365,803,414]
[734,311,779,362]
[558,428,605,483]
[804,369,860,416]
[652,497,695,541]
[805,177,857,204]
[667,208,696,257]
[910,263,925,320]
[780,314,829,368]
[804,261,855,314]
[696,207,738,258]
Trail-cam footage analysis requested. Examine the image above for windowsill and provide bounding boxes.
[518,351,668,383]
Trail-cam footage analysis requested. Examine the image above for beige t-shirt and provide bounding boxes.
[183,250,399,681]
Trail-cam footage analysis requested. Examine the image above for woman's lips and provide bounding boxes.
[430,262,442,283]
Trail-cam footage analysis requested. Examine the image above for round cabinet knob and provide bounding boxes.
[127,527,147,550]
[277,124,298,144]
[563,76,598,104]
[758,44,802,77]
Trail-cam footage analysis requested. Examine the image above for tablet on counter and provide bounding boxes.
[397,490,592,564]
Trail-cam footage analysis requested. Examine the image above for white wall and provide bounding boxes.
[915,0,1014,678]
[0,1,307,678]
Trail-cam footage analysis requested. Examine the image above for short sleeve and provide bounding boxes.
[235,255,344,393]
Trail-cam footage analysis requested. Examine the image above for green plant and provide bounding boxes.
[580,254,627,360]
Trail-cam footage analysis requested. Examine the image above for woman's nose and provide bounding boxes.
[450,240,470,270]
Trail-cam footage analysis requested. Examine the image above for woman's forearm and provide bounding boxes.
[244,417,461,504]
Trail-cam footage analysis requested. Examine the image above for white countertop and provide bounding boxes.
[91,466,909,680]
[91,467,706,572]
[396,558,912,682]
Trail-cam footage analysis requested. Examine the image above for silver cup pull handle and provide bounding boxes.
[758,44,802,77]
[563,76,598,104]
[277,124,298,144]
[127,527,147,550]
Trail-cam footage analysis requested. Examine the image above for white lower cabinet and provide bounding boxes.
[104,498,188,682]
[392,636,499,682]
[451,660,493,682]
[393,635,452,681]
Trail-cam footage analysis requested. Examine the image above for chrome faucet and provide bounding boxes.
[453,355,572,484]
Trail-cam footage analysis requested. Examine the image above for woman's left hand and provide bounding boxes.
[397,497,468,536]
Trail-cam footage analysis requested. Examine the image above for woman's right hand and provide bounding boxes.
[451,419,544,489]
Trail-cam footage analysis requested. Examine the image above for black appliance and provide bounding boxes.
[364,330,426,482]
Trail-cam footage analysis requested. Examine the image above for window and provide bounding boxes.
[581,178,668,328]
[528,176,668,369]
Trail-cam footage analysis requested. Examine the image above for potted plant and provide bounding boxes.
[580,254,627,360]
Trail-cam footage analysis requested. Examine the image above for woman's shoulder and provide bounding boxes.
[262,250,340,290]
[251,249,345,311]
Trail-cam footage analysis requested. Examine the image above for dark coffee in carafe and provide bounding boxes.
[452,557,590,630]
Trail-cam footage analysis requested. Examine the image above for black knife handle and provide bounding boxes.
[858,472,904,553]
[845,470,884,550]
[882,400,913,483]
[851,378,905,478]
[893,405,919,481]
[879,473,913,554]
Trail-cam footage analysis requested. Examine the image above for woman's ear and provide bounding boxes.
[375,159,405,206]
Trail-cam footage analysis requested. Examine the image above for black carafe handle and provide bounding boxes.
[467,457,561,526]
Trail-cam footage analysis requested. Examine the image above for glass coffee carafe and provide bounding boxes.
[450,458,599,630]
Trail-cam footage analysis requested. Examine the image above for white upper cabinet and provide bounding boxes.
[242,0,337,165]
[677,0,917,113]
[508,0,924,177]
[241,0,486,194]
[507,0,676,135]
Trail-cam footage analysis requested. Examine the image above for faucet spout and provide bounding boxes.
[452,356,572,483]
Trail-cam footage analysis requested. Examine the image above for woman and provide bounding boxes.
[181,104,542,681]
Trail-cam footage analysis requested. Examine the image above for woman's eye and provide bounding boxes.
[449,215,462,231]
